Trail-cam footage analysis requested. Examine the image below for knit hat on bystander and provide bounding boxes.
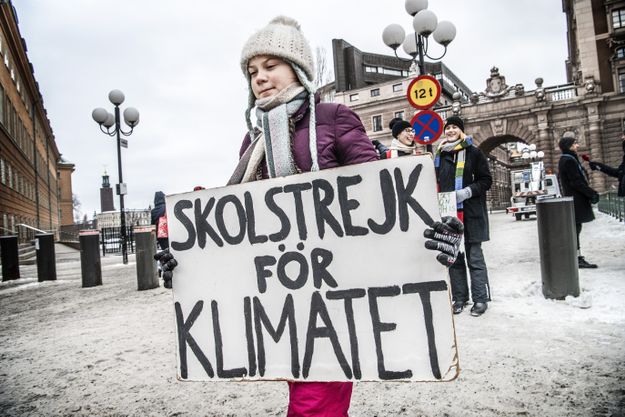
[389,118,413,139]
[559,131,577,152]
[444,115,465,132]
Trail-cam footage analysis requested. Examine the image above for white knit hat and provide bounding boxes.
[240,16,315,81]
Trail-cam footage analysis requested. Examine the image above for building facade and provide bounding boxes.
[561,0,625,192]
[96,210,150,230]
[326,0,624,206]
[0,1,72,235]
[58,157,74,226]
[329,38,472,149]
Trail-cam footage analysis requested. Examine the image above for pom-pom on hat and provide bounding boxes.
[240,16,315,82]
[444,115,465,132]
[389,118,413,139]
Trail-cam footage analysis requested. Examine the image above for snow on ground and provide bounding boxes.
[0,211,624,416]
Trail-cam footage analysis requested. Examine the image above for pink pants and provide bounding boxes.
[287,382,353,417]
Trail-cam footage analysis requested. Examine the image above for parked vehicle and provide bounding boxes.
[506,164,560,220]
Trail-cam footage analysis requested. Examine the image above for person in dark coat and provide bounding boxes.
[435,116,493,317]
[557,133,599,268]
[582,131,625,197]
[150,191,168,250]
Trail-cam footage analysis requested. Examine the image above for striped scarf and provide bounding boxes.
[434,136,474,217]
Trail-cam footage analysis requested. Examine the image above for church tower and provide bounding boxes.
[100,171,115,212]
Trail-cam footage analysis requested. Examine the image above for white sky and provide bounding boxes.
[14,1,568,218]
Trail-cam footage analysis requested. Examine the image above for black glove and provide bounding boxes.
[372,140,389,157]
[588,161,599,171]
[154,249,178,289]
[590,193,599,204]
[423,216,464,266]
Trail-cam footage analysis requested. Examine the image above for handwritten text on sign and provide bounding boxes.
[166,156,459,382]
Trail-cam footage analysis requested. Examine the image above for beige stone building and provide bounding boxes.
[325,0,625,208]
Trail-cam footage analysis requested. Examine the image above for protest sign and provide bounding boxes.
[166,155,459,382]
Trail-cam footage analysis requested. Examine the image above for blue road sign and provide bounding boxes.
[410,110,443,145]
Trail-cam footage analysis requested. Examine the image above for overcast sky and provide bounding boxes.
[14,1,568,218]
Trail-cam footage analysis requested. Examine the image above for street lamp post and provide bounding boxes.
[382,0,456,153]
[521,144,545,190]
[92,90,140,265]
[382,0,457,75]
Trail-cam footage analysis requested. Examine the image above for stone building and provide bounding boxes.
[58,157,75,226]
[96,210,150,230]
[560,0,625,192]
[329,39,471,149]
[325,0,625,209]
[0,1,72,235]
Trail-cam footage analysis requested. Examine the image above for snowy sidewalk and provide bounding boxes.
[0,212,623,417]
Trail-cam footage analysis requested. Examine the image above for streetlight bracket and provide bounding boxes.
[120,127,134,137]
[99,124,116,137]
[393,49,418,63]
[423,42,448,61]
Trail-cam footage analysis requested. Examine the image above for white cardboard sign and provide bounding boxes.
[166,155,458,382]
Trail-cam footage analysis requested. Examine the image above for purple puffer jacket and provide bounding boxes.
[239,94,378,172]
[238,94,377,417]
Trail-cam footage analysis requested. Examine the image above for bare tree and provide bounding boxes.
[314,46,334,88]
[72,193,82,223]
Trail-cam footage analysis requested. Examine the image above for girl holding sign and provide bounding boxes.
[158,15,464,417]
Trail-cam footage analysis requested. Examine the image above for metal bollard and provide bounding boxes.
[35,233,57,282]
[0,235,20,281]
[536,197,579,299]
[134,226,159,290]
[79,230,102,288]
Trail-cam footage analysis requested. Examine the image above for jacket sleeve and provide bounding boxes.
[333,104,379,166]
[592,161,620,178]
[561,158,597,198]
[468,147,493,197]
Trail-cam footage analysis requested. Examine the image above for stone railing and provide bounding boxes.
[545,84,577,102]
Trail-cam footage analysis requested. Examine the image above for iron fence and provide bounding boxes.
[598,191,624,222]
[100,226,135,256]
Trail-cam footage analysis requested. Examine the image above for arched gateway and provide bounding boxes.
[434,67,624,209]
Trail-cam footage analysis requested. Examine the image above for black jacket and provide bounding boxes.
[151,191,166,225]
[592,144,625,197]
[558,151,597,223]
[436,145,492,243]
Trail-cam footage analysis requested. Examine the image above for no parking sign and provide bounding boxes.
[410,111,443,145]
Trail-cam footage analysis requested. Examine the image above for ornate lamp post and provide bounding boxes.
[92,90,140,265]
[521,144,545,191]
[382,0,457,75]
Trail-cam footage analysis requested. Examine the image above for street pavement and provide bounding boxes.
[0,212,624,417]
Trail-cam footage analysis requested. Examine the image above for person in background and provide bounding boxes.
[150,191,168,251]
[558,132,600,268]
[581,130,625,198]
[374,118,417,158]
[157,15,463,417]
[435,115,493,317]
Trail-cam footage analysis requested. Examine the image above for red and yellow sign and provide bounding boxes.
[406,75,441,110]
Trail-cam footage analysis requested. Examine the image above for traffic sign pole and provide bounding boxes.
[406,75,444,153]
